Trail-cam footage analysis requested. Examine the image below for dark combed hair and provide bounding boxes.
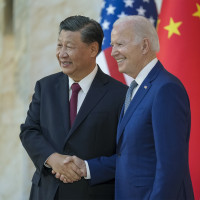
[59,15,104,55]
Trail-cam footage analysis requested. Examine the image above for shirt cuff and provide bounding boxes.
[44,156,52,168]
[84,161,91,179]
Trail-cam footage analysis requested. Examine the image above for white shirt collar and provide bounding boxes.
[68,64,98,94]
[135,58,158,86]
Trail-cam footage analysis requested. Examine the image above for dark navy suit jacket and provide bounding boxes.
[20,67,127,200]
[88,61,194,200]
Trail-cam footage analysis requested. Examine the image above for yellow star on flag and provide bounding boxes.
[164,17,182,38]
[193,3,200,18]
[156,18,161,31]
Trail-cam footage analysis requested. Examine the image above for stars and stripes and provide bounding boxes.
[97,0,158,85]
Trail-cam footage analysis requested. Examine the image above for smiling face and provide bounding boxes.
[56,30,97,82]
[111,22,144,79]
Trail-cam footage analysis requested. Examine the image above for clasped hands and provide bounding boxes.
[46,153,86,183]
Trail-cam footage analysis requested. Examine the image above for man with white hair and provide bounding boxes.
[56,15,194,200]
[106,15,194,199]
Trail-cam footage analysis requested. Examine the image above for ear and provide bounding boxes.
[141,38,150,54]
[90,42,99,57]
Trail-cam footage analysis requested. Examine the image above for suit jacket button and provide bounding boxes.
[118,153,121,156]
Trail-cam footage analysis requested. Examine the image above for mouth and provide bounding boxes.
[61,61,72,67]
[116,58,125,64]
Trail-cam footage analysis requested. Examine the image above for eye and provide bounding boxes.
[57,43,62,47]
[117,43,123,46]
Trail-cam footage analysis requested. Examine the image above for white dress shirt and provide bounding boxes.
[131,58,158,99]
[68,65,98,113]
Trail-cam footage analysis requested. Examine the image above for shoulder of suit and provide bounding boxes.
[37,71,65,83]
[107,75,128,90]
[153,68,186,94]
[158,68,183,85]
[99,71,128,89]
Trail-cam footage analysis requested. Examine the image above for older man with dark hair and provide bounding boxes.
[20,15,127,200]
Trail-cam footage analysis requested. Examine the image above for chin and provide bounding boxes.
[61,68,71,76]
[118,67,125,73]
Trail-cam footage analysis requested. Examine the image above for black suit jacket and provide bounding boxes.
[20,67,128,200]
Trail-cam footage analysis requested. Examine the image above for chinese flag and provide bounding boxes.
[157,1,200,199]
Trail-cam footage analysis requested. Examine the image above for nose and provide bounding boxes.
[111,45,118,57]
[59,47,68,58]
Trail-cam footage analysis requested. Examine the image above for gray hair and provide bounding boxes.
[114,15,160,52]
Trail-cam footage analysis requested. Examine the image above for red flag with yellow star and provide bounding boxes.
[157,1,200,199]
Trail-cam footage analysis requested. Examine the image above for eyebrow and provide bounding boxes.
[57,39,74,45]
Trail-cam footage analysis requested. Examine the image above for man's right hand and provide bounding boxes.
[52,155,87,184]
[64,156,87,177]
[46,153,82,183]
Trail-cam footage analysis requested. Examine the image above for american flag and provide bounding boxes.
[96,0,158,85]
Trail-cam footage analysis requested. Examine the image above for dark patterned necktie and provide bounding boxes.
[124,80,138,114]
[70,83,81,127]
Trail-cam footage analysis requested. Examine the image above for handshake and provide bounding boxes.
[46,153,87,183]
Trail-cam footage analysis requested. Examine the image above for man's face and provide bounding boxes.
[111,22,143,79]
[56,30,95,81]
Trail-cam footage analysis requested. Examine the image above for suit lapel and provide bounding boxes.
[54,73,71,148]
[117,82,151,144]
[117,62,163,144]
[65,67,109,142]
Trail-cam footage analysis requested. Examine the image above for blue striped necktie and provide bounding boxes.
[124,80,138,114]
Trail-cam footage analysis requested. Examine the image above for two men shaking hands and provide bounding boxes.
[47,154,86,183]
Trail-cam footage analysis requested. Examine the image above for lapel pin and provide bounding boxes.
[144,86,148,89]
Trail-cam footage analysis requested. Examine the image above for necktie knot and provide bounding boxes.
[129,80,138,95]
[124,80,138,114]
[71,83,81,94]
